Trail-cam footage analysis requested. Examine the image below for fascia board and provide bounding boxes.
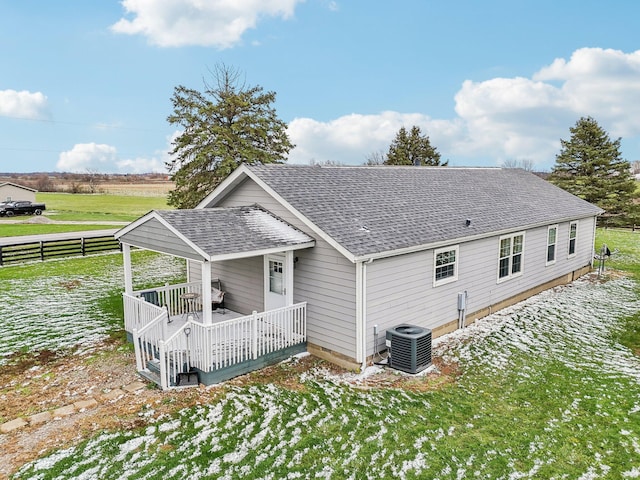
[118,243,204,262]
[195,164,250,209]
[0,182,37,192]
[114,210,156,239]
[210,241,316,262]
[117,211,211,261]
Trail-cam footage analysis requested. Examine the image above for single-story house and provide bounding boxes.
[115,164,602,388]
[0,182,36,202]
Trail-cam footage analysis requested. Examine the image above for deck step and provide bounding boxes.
[138,368,162,387]
[147,359,161,375]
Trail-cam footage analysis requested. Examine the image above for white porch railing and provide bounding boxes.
[185,302,307,372]
[124,289,307,389]
[133,281,203,317]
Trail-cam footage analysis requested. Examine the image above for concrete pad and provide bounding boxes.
[74,398,98,411]
[28,411,53,425]
[122,381,146,393]
[53,405,76,418]
[101,389,125,401]
[1,418,28,433]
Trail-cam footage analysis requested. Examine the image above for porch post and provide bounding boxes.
[201,260,212,325]
[122,243,133,295]
[285,250,294,306]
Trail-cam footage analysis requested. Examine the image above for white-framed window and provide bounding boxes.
[433,245,459,286]
[568,221,578,257]
[546,225,558,265]
[498,232,524,282]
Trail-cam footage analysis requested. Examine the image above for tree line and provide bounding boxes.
[166,65,638,226]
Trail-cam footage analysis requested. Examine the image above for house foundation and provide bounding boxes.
[431,264,594,339]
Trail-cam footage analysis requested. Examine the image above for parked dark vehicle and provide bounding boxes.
[0,200,46,217]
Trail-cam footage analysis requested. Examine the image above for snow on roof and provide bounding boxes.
[243,207,313,244]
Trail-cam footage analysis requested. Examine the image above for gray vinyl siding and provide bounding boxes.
[211,257,264,314]
[188,258,264,314]
[365,217,597,356]
[120,218,202,260]
[211,177,358,359]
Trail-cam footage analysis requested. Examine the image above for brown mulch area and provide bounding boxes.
[0,340,459,479]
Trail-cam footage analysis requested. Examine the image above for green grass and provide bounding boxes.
[35,192,171,222]
[10,229,640,479]
[0,251,186,363]
[0,223,114,236]
[596,228,640,279]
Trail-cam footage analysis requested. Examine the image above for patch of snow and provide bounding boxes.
[0,252,184,364]
[243,209,312,244]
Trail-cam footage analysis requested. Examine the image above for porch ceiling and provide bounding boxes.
[115,205,315,261]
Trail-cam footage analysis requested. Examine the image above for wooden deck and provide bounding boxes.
[165,308,244,337]
[123,282,307,389]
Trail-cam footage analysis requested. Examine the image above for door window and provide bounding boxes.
[269,260,284,294]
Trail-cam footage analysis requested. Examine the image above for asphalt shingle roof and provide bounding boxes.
[246,164,603,258]
[155,206,314,258]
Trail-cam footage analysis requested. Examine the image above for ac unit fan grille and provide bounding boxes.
[386,324,432,374]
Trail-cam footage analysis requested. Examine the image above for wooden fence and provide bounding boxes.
[0,235,120,265]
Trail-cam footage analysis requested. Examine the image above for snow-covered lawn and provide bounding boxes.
[0,252,185,363]
[14,273,640,480]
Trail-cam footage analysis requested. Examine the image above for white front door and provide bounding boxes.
[265,253,288,311]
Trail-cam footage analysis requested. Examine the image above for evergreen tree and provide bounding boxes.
[549,116,636,216]
[384,126,447,166]
[166,65,293,208]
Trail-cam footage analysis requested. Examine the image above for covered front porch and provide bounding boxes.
[115,206,315,389]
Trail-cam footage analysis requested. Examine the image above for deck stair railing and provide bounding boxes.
[123,293,167,334]
[132,306,169,372]
[158,325,190,389]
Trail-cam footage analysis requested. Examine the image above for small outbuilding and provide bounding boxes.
[0,182,37,203]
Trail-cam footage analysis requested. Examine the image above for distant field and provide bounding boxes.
[96,182,173,197]
[35,192,172,222]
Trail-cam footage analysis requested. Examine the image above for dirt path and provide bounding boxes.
[0,341,217,479]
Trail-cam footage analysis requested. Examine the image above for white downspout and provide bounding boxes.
[356,258,373,372]
[122,243,133,295]
[361,259,372,372]
[355,260,364,368]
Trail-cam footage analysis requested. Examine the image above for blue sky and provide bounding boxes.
[1,0,640,174]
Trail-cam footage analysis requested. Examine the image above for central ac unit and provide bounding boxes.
[385,324,432,374]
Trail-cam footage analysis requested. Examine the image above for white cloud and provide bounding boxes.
[56,133,177,174]
[116,131,179,173]
[0,89,49,119]
[533,47,640,137]
[111,0,303,48]
[287,111,455,164]
[57,143,118,172]
[288,48,640,169]
[116,157,166,173]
